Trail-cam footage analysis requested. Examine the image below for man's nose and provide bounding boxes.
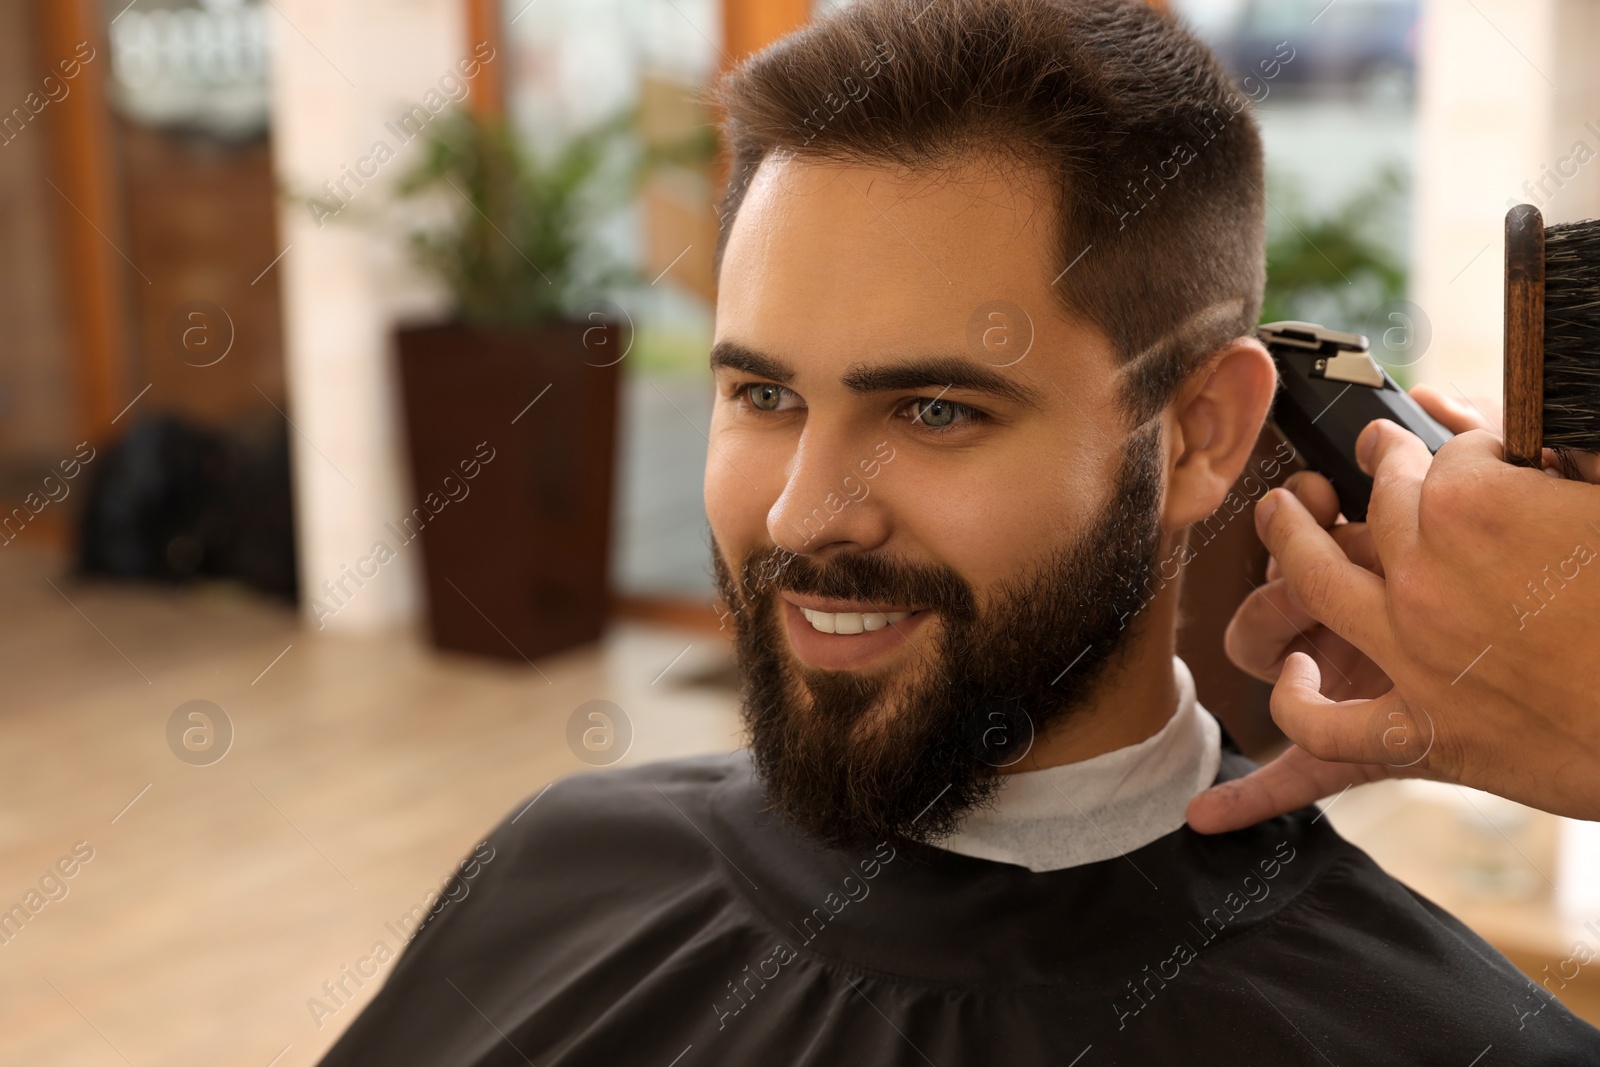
[766,430,892,557]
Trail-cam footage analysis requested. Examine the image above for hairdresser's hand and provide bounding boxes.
[1210,387,1492,733]
[1186,385,1600,830]
[1222,469,1389,704]
[1219,387,1495,706]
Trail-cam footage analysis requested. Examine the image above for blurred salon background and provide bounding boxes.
[0,0,1597,1061]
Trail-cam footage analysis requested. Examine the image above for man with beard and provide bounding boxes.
[318,0,1600,1063]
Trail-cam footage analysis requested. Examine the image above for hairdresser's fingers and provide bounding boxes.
[1225,576,1317,682]
[1268,651,1427,769]
[1265,471,1345,583]
[1286,469,1341,527]
[1541,447,1600,483]
[1410,383,1498,435]
[1256,487,1394,656]
[1265,516,1375,583]
[1355,419,1433,564]
[1185,742,1387,834]
[1437,425,1507,467]
[1331,521,1379,574]
[1252,523,1377,646]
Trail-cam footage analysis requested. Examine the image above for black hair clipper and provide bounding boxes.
[1257,320,1453,521]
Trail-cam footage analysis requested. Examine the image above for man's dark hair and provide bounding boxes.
[712,0,1266,424]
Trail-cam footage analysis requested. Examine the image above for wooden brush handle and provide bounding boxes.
[1504,204,1545,467]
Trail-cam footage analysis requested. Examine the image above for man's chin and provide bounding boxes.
[746,662,998,849]
[780,656,928,739]
[803,694,904,756]
[758,747,1002,853]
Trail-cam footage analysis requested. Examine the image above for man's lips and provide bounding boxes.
[779,593,925,613]
[780,592,923,630]
[777,594,932,670]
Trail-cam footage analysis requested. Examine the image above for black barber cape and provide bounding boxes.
[319,751,1600,1065]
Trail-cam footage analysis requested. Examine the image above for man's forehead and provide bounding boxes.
[715,156,1114,386]
[735,153,1056,251]
[751,151,1047,206]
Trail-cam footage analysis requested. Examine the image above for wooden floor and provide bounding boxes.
[0,544,741,1067]
[1,543,1595,1067]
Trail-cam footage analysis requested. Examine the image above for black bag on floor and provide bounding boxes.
[76,414,297,603]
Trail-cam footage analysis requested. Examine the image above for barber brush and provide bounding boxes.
[1503,204,1600,468]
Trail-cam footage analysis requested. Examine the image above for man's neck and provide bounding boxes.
[1001,576,1183,775]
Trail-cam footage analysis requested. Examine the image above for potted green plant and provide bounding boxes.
[392,111,636,662]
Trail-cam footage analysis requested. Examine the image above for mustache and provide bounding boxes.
[726,545,977,621]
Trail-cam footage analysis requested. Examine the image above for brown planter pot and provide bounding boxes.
[395,319,622,662]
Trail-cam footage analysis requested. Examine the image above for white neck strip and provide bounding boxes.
[936,657,1220,872]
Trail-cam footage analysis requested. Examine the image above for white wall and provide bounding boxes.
[1413,0,1600,402]
[268,0,465,631]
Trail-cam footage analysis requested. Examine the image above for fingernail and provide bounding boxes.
[1356,422,1381,473]
[1257,488,1280,527]
[1282,470,1306,493]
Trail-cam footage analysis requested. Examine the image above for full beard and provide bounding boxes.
[712,422,1167,852]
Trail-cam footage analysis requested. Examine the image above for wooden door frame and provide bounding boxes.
[464,0,505,117]
[40,0,129,446]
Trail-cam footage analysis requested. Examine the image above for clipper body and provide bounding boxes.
[1259,320,1453,521]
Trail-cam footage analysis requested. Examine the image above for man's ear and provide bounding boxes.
[1160,336,1277,528]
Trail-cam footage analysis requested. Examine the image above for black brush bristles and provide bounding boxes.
[1543,217,1600,451]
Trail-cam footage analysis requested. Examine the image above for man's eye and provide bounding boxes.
[908,397,977,429]
[915,399,958,427]
[744,383,789,411]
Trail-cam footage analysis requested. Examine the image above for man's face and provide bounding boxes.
[707,156,1167,848]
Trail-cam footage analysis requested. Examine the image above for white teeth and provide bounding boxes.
[800,608,914,634]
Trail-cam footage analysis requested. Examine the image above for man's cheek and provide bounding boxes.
[883,485,1004,593]
[703,471,771,601]
[701,420,741,529]
[703,461,752,546]
[703,423,787,550]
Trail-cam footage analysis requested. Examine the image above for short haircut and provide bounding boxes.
[712,0,1267,425]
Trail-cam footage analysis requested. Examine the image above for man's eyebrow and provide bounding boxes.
[709,343,1040,410]
[709,341,794,384]
[842,356,1039,409]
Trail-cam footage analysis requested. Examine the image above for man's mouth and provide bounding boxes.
[778,595,931,670]
[797,607,915,634]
